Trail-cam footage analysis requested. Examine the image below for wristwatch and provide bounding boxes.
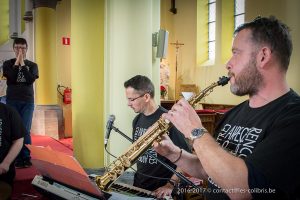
[190,127,208,142]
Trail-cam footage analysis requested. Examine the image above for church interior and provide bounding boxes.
[0,0,300,199]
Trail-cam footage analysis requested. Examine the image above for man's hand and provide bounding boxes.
[14,49,21,66]
[162,99,203,139]
[14,49,25,66]
[152,182,174,199]
[0,162,9,175]
[153,134,181,162]
[0,138,23,175]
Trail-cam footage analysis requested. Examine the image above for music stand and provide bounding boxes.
[28,145,106,199]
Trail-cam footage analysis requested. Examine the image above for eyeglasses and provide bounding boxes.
[127,93,146,102]
[14,46,27,50]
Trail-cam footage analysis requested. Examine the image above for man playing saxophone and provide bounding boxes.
[154,16,300,200]
[124,75,191,199]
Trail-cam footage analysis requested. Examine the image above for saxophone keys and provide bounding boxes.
[156,136,161,142]
[115,166,125,174]
[155,137,163,146]
[108,171,118,180]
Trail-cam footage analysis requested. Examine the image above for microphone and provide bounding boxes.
[104,115,115,147]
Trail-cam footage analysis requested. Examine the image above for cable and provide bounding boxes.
[104,143,171,181]
[105,125,201,190]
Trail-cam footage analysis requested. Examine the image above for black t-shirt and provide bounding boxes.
[132,106,191,191]
[3,58,39,102]
[0,103,26,185]
[206,90,300,199]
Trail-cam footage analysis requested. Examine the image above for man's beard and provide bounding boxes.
[230,56,264,96]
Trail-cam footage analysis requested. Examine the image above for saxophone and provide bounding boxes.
[96,76,230,191]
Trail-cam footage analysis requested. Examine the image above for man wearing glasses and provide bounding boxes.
[124,75,191,199]
[3,38,39,169]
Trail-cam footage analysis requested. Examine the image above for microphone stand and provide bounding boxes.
[110,125,201,190]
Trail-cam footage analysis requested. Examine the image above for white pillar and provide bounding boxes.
[9,0,21,38]
[105,0,160,164]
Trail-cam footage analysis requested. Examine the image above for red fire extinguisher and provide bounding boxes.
[63,87,72,104]
[57,85,72,104]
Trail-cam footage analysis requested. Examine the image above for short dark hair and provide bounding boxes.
[13,38,28,47]
[124,75,155,98]
[235,16,293,71]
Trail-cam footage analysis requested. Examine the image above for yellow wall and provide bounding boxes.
[105,0,160,164]
[161,0,197,100]
[71,0,105,168]
[0,0,9,45]
[196,0,208,65]
[194,0,243,105]
[56,0,72,137]
[246,0,300,95]
[35,7,57,105]
[221,0,234,63]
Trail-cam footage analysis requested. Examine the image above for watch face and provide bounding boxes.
[190,127,207,140]
[192,128,201,136]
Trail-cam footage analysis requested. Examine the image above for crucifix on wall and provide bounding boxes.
[170,40,184,100]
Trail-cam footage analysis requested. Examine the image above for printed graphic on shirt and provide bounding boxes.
[133,126,146,141]
[138,148,158,164]
[134,126,158,165]
[17,69,26,82]
[209,123,262,188]
[216,124,262,158]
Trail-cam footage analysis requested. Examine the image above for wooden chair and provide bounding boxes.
[196,109,216,135]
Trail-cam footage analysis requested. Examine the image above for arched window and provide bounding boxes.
[197,0,245,65]
[208,0,216,61]
[234,0,245,30]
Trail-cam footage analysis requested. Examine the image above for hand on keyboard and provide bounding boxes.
[152,182,174,199]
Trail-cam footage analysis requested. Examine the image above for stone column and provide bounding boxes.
[9,0,21,38]
[71,0,105,168]
[31,0,64,139]
[33,0,58,105]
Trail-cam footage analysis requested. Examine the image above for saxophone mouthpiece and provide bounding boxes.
[217,76,230,86]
